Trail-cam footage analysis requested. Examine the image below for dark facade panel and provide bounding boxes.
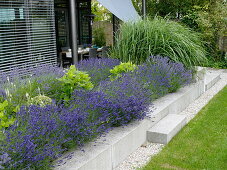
[0,0,57,73]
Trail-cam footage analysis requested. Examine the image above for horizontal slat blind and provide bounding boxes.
[0,0,57,73]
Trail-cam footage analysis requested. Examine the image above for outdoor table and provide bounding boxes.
[60,48,103,67]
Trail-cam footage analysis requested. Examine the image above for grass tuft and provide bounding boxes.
[110,17,207,67]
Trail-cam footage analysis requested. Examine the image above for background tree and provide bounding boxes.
[132,0,227,68]
[91,0,112,22]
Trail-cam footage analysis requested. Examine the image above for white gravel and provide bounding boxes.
[115,69,227,170]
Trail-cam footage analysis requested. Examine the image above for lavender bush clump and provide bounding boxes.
[0,64,64,108]
[29,64,65,100]
[148,56,193,89]
[1,103,104,169]
[0,152,11,169]
[77,58,120,86]
[0,89,6,102]
[133,56,193,99]
[2,105,66,169]
[98,74,151,126]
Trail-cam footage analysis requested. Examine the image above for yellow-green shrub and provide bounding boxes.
[0,100,15,129]
[109,62,137,80]
[28,95,52,107]
[58,65,94,101]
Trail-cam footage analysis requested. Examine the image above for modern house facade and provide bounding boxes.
[0,0,141,73]
[0,0,92,72]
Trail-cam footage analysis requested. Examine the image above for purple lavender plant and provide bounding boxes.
[30,64,65,101]
[2,105,67,169]
[98,74,151,126]
[147,56,192,92]
[0,89,6,101]
[0,64,65,107]
[0,56,193,169]
[133,56,193,99]
[1,102,109,169]
[0,152,11,169]
[77,58,120,86]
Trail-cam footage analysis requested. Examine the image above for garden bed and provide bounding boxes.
[0,57,200,169]
[54,68,205,170]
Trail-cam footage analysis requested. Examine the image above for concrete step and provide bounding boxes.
[147,114,187,144]
[204,71,221,91]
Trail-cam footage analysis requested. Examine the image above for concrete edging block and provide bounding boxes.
[147,114,187,144]
[205,74,221,91]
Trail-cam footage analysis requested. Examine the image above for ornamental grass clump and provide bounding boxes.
[110,17,207,67]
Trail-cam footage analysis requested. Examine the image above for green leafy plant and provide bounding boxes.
[91,0,112,21]
[28,95,52,107]
[110,17,207,67]
[181,2,227,68]
[93,27,106,47]
[58,65,94,101]
[109,62,137,80]
[0,100,16,129]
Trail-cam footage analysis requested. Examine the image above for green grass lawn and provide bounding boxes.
[142,86,227,170]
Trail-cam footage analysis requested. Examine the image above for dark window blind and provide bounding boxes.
[0,0,57,73]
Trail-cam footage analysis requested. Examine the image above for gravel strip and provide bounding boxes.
[115,69,227,170]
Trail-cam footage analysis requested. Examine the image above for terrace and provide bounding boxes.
[0,0,226,170]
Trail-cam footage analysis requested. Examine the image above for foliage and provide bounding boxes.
[0,64,64,108]
[77,58,120,86]
[143,86,227,170]
[181,1,227,63]
[91,0,111,21]
[128,56,193,99]
[0,153,11,169]
[29,64,64,101]
[1,105,93,169]
[58,65,94,101]
[109,62,137,80]
[110,18,207,67]
[28,95,52,107]
[0,100,15,129]
[141,56,192,95]
[92,27,106,47]
[132,0,211,18]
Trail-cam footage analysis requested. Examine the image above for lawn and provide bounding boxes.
[142,85,227,170]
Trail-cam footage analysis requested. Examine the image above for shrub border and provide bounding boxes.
[54,68,206,170]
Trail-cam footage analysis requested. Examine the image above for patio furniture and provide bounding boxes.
[60,47,72,67]
[83,48,98,59]
[98,46,109,58]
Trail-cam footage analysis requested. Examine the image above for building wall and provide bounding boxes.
[0,0,57,73]
[92,21,113,46]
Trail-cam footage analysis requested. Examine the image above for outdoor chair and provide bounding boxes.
[83,48,98,59]
[98,46,109,58]
[60,47,72,67]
